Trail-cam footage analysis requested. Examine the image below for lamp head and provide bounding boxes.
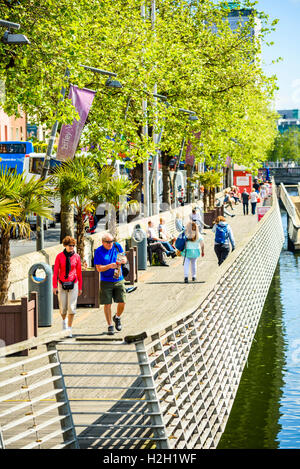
[2,31,30,45]
[105,78,123,89]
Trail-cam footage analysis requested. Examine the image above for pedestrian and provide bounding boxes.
[212,216,235,266]
[94,233,127,335]
[85,211,98,234]
[223,190,234,210]
[175,213,184,232]
[250,189,258,215]
[147,239,169,266]
[53,236,83,337]
[181,221,204,283]
[147,220,176,257]
[260,185,267,204]
[241,189,249,215]
[230,186,241,204]
[253,178,260,193]
[158,217,176,246]
[189,207,204,232]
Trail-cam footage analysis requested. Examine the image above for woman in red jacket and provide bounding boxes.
[53,236,82,337]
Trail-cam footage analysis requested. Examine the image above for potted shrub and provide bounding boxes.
[0,170,53,347]
[190,170,223,227]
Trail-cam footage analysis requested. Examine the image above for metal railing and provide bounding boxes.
[0,333,78,449]
[279,183,298,224]
[128,180,284,449]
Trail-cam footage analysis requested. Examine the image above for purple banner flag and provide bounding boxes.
[185,131,201,166]
[56,85,96,161]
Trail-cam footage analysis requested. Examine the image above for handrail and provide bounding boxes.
[125,178,281,342]
[0,331,68,359]
[280,182,300,228]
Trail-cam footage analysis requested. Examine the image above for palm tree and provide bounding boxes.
[0,169,53,305]
[103,176,138,239]
[190,170,222,212]
[51,156,97,262]
[0,198,20,219]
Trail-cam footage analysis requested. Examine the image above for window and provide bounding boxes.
[0,143,27,154]
[29,157,44,175]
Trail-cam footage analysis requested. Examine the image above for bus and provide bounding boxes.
[0,141,34,175]
[0,142,62,180]
[0,142,61,229]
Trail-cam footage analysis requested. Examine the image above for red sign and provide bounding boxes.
[257,206,270,221]
[233,170,252,194]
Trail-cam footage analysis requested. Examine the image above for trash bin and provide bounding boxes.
[131,224,147,270]
[28,263,53,327]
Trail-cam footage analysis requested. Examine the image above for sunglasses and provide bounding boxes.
[104,240,114,244]
[68,244,75,247]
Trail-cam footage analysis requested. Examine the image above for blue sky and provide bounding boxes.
[257,0,300,111]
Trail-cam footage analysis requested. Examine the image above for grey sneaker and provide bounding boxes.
[113,315,122,332]
[108,325,115,335]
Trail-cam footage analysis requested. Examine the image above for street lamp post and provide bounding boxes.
[172,110,198,208]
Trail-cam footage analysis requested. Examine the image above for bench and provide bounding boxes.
[160,219,178,240]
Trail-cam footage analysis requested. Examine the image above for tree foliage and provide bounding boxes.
[268,128,300,163]
[0,0,279,174]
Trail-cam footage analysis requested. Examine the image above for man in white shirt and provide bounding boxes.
[147,221,176,257]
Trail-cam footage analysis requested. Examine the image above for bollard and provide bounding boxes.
[131,224,147,270]
[28,263,53,327]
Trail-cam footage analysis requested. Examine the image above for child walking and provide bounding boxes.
[181,221,204,283]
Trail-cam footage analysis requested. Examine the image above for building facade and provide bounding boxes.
[277,109,300,134]
[0,107,27,141]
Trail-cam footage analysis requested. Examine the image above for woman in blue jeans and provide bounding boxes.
[212,216,235,266]
[250,189,258,215]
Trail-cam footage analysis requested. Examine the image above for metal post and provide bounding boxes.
[141,3,149,217]
[0,427,5,449]
[36,68,70,251]
[46,341,79,448]
[151,0,160,216]
[135,340,170,449]
[173,135,186,208]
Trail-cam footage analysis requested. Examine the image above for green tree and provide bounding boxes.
[268,128,300,163]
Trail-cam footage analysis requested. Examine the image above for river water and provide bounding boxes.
[218,204,300,449]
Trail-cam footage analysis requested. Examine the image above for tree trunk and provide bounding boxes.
[60,194,74,243]
[203,188,208,212]
[161,150,172,206]
[0,230,11,305]
[186,165,193,204]
[162,164,171,206]
[128,163,143,222]
[76,207,85,263]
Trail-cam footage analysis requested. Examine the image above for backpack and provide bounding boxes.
[215,224,228,244]
[175,231,187,252]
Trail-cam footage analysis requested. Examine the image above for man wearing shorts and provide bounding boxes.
[94,234,127,335]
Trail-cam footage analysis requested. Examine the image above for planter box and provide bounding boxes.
[215,205,224,217]
[204,209,217,228]
[0,292,38,356]
[53,269,100,309]
[124,247,138,285]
